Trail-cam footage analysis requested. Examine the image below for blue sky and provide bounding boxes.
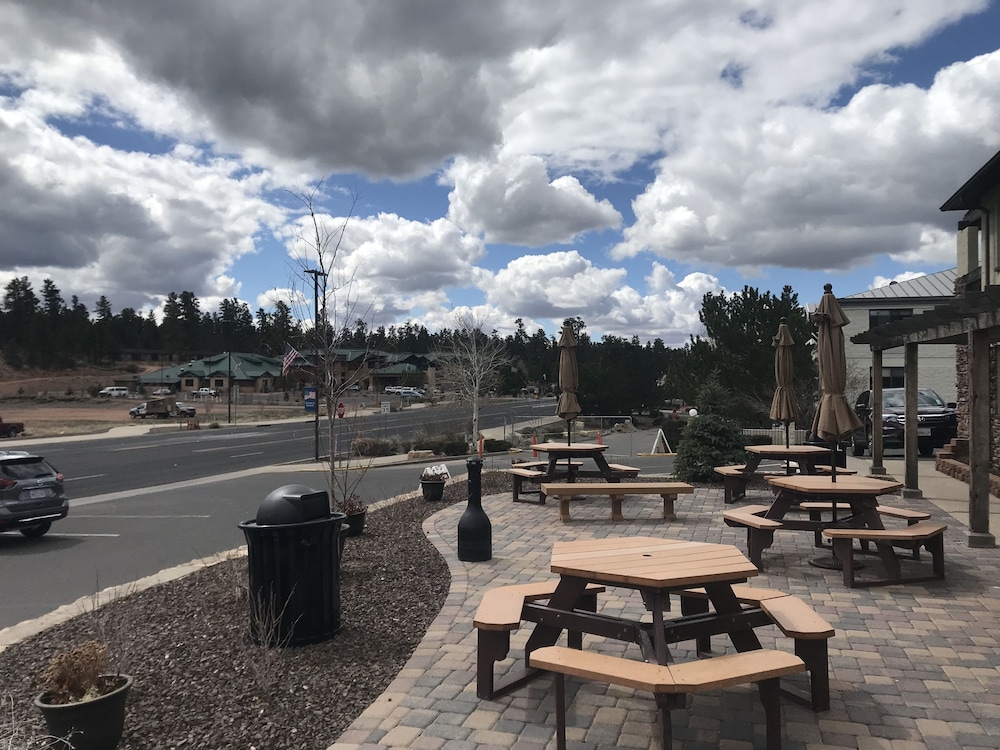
[1,0,999,345]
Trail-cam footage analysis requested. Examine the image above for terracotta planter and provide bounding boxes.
[420,479,446,501]
[35,673,133,750]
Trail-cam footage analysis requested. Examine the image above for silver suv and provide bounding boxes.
[0,451,69,538]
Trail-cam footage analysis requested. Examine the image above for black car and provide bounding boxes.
[0,450,69,538]
[851,387,957,458]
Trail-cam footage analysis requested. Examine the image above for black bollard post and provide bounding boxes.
[458,457,491,561]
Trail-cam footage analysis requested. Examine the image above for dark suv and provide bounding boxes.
[0,451,69,538]
[851,387,957,458]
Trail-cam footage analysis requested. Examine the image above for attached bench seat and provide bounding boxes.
[605,462,641,478]
[722,505,782,568]
[507,467,546,503]
[678,587,833,710]
[540,481,694,522]
[530,645,805,750]
[474,580,604,699]
[822,521,947,588]
[714,464,749,504]
[799,502,932,556]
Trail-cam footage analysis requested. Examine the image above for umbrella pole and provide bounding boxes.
[830,442,837,482]
[785,423,790,448]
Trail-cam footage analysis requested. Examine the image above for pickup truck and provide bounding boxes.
[193,387,218,398]
[129,399,197,419]
[0,416,25,438]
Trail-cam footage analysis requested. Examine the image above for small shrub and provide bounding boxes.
[351,436,399,457]
[482,438,511,453]
[413,434,468,456]
[672,414,745,483]
[36,641,109,704]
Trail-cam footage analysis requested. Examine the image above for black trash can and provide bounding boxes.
[239,485,346,647]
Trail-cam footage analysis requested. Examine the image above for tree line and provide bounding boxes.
[0,276,818,426]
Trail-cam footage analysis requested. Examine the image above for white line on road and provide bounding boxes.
[230,451,264,458]
[47,533,121,538]
[70,515,212,519]
[64,473,107,481]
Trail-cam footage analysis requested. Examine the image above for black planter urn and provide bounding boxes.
[458,458,491,561]
[420,479,446,502]
[35,673,133,750]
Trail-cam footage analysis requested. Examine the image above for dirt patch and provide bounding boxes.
[0,400,306,439]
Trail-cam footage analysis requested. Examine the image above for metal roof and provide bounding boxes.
[940,148,1000,211]
[842,268,957,301]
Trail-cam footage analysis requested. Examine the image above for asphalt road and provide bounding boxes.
[0,401,675,632]
[21,399,561,498]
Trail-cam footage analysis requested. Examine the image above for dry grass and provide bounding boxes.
[0,400,308,439]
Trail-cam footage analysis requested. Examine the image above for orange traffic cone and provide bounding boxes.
[597,430,603,446]
[531,432,538,458]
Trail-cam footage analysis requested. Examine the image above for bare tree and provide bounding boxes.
[437,312,511,449]
[288,182,378,512]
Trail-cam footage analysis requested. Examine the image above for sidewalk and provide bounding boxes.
[330,458,1000,749]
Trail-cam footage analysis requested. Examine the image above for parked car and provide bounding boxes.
[98,386,129,397]
[852,387,957,458]
[175,402,197,418]
[0,450,69,538]
[193,387,217,397]
[384,386,402,394]
[398,387,426,398]
[151,388,173,396]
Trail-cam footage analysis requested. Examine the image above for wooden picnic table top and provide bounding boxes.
[549,536,758,589]
[533,441,608,454]
[766,474,903,496]
[745,444,830,459]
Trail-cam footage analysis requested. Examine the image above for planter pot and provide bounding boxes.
[420,479,446,502]
[343,509,366,537]
[35,674,133,750]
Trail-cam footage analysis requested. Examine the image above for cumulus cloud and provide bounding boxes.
[445,153,621,246]
[870,271,927,289]
[0,0,995,344]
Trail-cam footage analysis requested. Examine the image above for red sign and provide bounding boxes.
[336,402,346,418]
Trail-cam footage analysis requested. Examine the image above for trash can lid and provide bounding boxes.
[256,484,331,525]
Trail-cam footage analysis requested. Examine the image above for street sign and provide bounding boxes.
[336,402,345,418]
[380,402,391,415]
[304,387,317,413]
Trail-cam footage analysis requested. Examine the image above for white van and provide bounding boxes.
[98,386,129,397]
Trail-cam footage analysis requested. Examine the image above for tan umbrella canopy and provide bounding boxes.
[556,324,581,444]
[769,318,798,448]
[810,284,863,480]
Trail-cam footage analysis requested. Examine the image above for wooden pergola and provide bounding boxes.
[852,287,999,548]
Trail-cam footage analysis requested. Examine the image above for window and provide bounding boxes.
[869,308,913,329]
[876,367,904,389]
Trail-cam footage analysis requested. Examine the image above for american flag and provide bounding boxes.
[281,344,300,376]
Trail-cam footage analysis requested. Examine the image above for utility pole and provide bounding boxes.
[305,268,328,462]
[227,351,232,424]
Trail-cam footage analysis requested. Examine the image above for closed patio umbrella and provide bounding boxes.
[769,318,798,449]
[810,284,863,481]
[556,324,581,445]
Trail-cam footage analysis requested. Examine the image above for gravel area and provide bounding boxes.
[0,472,510,749]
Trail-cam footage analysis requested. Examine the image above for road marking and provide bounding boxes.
[64,473,106,481]
[47,533,121,538]
[70,515,212,519]
[231,451,264,458]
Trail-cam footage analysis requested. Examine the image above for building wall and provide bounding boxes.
[840,301,957,404]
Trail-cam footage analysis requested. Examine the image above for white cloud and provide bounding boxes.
[869,271,926,289]
[0,0,995,344]
[445,152,621,246]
